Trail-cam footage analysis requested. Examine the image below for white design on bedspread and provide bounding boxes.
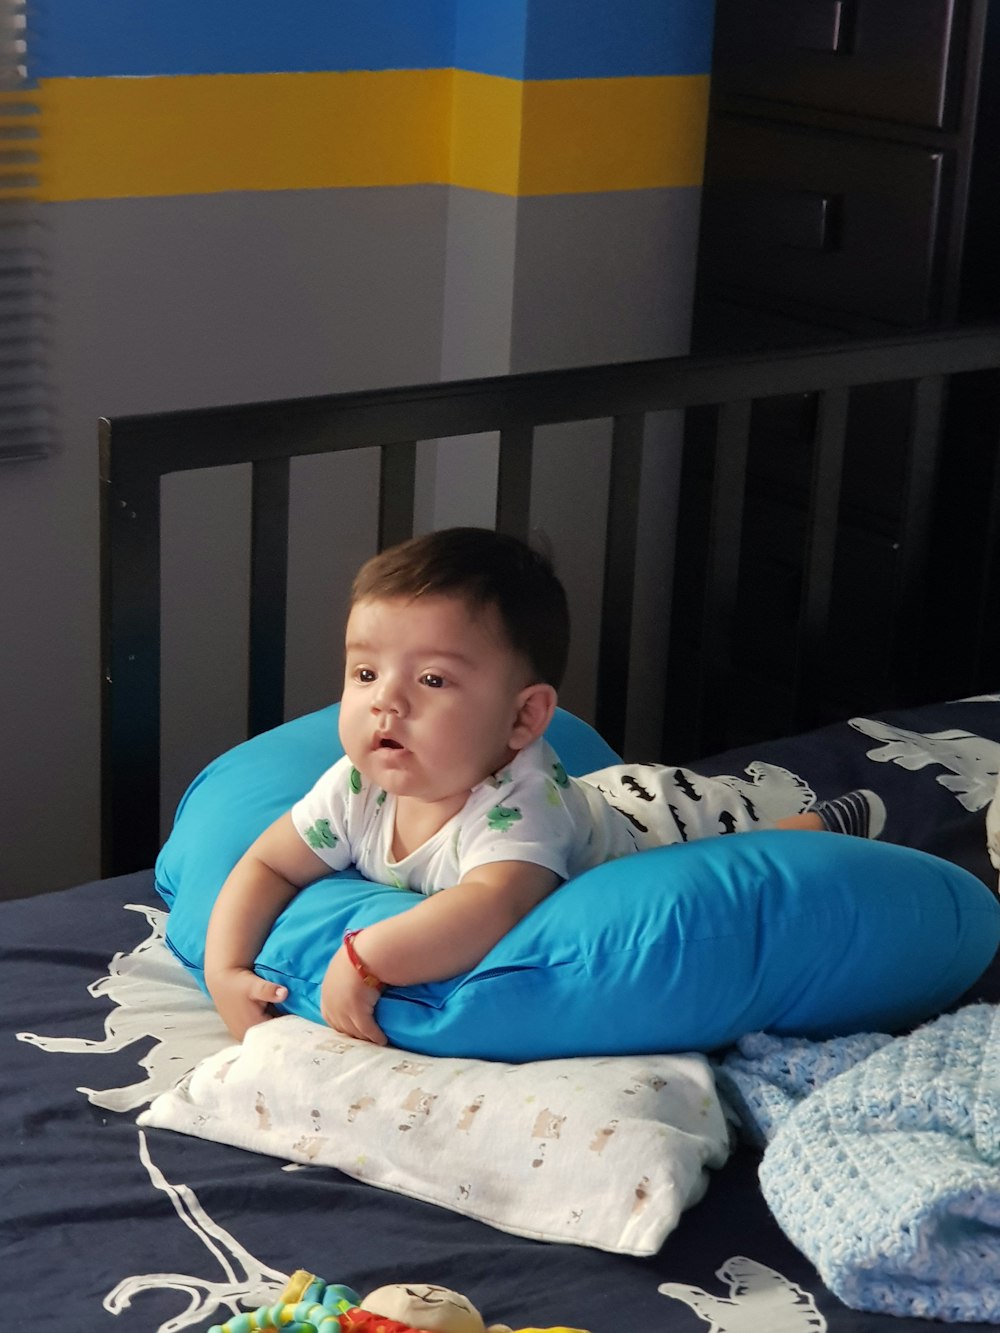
[849,717,1000,811]
[105,1130,288,1333]
[16,902,231,1110]
[659,1257,826,1333]
[988,780,1000,874]
[16,904,283,1333]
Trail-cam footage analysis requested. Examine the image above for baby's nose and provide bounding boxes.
[373,678,407,715]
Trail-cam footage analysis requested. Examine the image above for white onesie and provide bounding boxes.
[291,737,640,893]
[290,736,770,894]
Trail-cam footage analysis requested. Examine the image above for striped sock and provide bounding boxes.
[813,789,886,839]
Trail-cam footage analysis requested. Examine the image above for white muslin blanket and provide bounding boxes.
[140,1014,731,1257]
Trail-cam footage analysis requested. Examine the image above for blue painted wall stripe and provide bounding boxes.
[30,1,456,79]
[30,0,713,80]
[453,1,529,83]
[459,0,715,79]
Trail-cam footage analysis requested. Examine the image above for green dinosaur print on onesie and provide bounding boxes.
[348,766,363,795]
[487,804,522,833]
[304,819,338,851]
[552,761,569,788]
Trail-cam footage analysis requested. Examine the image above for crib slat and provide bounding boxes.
[793,385,849,726]
[379,442,416,550]
[696,399,752,749]
[974,412,1000,683]
[99,425,161,877]
[892,374,945,693]
[248,456,290,736]
[596,412,645,754]
[495,425,533,541]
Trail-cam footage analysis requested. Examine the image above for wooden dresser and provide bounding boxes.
[676,0,1000,752]
[694,0,997,346]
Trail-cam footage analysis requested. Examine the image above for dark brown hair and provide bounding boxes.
[351,527,570,688]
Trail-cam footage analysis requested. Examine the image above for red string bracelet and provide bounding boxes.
[343,929,385,991]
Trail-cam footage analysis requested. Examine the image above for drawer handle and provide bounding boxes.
[750,191,843,252]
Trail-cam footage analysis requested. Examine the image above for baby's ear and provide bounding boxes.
[510,682,557,750]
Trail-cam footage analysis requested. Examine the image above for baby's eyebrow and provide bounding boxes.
[345,640,476,667]
[418,650,476,666]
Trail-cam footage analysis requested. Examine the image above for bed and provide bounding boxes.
[4,326,1000,1333]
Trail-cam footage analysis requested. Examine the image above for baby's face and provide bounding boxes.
[339,594,532,809]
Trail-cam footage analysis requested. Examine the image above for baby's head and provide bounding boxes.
[341,528,569,805]
[350,526,570,689]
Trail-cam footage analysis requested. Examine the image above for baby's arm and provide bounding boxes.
[205,812,329,1040]
[321,861,560,1044]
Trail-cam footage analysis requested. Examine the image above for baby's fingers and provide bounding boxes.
[246,976,288,1007]
[335,1017,387,1046]
[322,999,387,1046]
[351,1009,388,1046]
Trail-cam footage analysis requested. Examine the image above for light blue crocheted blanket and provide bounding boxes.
[715,1003,1000,1324]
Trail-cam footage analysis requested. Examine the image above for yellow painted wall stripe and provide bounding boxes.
[448,70,525,197]
[39,71,451,200]
[449,70,710,196]
[34,69,709,202]
[519,74,709,195]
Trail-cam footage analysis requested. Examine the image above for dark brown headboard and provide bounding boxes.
[100,325,1000,874]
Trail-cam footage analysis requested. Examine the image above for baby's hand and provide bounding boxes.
[320,946,386,1045]
[207,965,288,1042]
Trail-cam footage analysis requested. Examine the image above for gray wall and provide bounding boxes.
[1,187,448,897]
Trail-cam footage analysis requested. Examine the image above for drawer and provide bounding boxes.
[711,0,962,129]
[700,118,945,324]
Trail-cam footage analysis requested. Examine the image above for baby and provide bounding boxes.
[205,526,883,1044]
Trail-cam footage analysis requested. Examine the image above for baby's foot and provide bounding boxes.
[812,789,886,839]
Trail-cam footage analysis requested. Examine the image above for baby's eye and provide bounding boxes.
[354,667,377,683]
[420,673,445,689]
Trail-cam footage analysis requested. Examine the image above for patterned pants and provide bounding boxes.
[581,763,792,848]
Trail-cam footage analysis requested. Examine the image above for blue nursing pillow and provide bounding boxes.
[156,705,1000,1057]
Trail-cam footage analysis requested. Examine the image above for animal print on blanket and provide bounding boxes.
[660,1257,827,1333]
[849,718,1000,812]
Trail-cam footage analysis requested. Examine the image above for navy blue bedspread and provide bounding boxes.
[3,694,998,1333]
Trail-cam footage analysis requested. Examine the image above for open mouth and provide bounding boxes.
[377,737,403,750]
